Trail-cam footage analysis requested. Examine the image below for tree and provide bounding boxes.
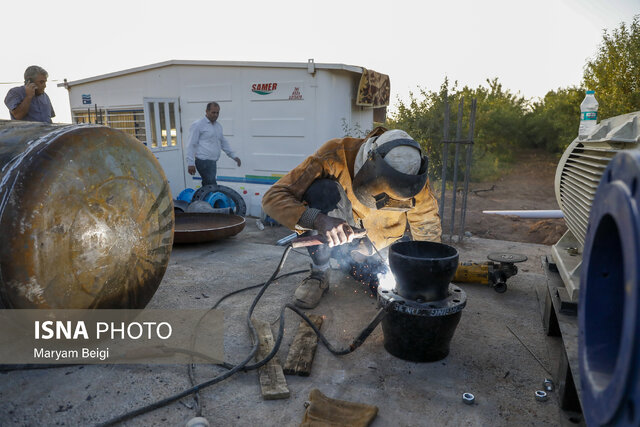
[387,77,529,181]
[525,86,584,153]
[583,15,640,119]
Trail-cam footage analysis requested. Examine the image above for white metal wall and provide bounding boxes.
[66,64,375,208]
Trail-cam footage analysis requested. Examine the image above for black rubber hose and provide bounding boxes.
[98,245,388,426]
[188,268,308,416]
[97,246,294,427]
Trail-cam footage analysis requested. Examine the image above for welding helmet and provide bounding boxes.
[352,130,428,211]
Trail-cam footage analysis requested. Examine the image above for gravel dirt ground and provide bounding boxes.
[441,148,567,245]
[0,148,578,426]
[0,228,574,426]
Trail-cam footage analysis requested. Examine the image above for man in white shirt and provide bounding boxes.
[186,102,241,187]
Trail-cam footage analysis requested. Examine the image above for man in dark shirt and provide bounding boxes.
[4,65,55,123]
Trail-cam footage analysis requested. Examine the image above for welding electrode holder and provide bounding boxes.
[287,228,368,248]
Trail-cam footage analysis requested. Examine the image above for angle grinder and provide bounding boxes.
[452,252,528,293]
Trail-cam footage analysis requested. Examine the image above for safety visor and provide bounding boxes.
[352,138,428,211]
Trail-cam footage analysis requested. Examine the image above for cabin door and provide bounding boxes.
[143,98,185,198]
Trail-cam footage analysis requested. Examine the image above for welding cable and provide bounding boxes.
[187,267,308,417]
[0,364,78,372]
[237,301,388,375]
[283,304,387,355]
[100,244,387,426]
[97,245,295,427]
[226,301,387,374]
[209,269,309,311]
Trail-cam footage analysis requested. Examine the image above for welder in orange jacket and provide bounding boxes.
[262,127,441,308]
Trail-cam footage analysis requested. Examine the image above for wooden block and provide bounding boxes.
[252,318,290,400]
[284,314,323,377]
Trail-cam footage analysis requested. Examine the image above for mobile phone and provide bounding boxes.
[25,78,33,85]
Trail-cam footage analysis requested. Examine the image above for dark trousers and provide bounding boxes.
[195,158,218,187]
[302,179,386,291]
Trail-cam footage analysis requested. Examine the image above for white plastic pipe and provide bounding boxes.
[482,210,564,219]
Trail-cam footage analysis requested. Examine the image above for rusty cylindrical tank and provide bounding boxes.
[0,120,174,309]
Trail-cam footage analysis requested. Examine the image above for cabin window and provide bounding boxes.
[72,108,147,144]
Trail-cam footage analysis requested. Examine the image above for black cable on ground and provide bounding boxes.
[187,268,308,417]
[283,304,387,356]
[98,246,388,426]
[0,364,78,372]
[97,245,295,427]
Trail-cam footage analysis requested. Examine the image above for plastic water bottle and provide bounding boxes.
[579,90,599,138]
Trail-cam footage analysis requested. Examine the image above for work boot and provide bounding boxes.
[294,268,329,309]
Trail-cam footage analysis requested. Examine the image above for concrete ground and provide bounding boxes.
[0,219,583,426]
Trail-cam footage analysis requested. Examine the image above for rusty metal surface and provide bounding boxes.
[174,213,245,244]
[0,120,174,309]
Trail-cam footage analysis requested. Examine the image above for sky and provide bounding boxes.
[1,0,638,123]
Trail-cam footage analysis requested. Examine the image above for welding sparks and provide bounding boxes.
[376,270,396,292]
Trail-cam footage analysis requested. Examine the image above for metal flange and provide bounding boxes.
[378,284,467,317]
[579,150,640,426]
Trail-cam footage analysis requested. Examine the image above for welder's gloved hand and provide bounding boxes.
[300,389,378,427]
[314,214,355,247]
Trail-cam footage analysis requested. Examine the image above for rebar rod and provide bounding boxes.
[449,98,464,241]
[459,98,477,241]
[439,95,450,220]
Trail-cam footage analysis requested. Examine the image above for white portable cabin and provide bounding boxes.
[60,59,387,213]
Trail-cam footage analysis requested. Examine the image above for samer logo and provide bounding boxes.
[251,83,278,95]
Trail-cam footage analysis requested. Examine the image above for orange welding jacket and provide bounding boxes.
[261,127,442,249]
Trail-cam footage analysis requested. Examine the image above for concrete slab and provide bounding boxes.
[0,221,582,426]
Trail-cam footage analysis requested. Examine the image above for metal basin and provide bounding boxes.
[174,213,245,244]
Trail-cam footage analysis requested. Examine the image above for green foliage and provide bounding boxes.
[340,118,370,138]
[525,87,584,153]
[387,77,527,182]
[526,14,640,153]
[384,15,639,182]
[583,15,640,119]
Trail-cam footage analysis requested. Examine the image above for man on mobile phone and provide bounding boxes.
[4,65,55,123]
